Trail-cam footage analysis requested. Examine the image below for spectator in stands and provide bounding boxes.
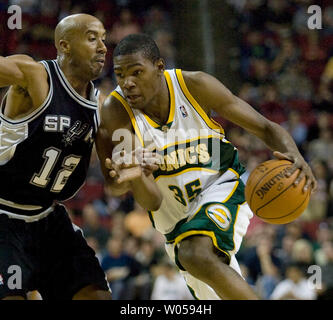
[153,29,175,68]
[259,84,286,124]
[284,221,305,241]
[82,203,110,249]
[110,7,141,45]
[301,160,330,221]
[307,128,333,163]
[300,31,327,88]
[109,210,128,239]
[292,1,312,36]
[323,5,333,36]
[132,239,160,299]
[317,240,333,299]
[276,62,313,101]
[151,258,194,300]
[270,262,317,300]
[318,53,333,109]
[86,235,103,263]
[271,38,300,75]
[282,110,308,150]
[275,234,297,274]
[238,82,262,106]
[265,0,293,31]
[123,202,154,238]
[101,236,142,299]
[306,111,332,142]
[143,6,172,36]
[291,239,315,274]
[314,223,333,265]
[242,230,282,299]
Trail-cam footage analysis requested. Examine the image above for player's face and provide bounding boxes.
[113,52,165,110]
[69,20,107,80]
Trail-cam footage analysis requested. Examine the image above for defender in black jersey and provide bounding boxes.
[0,14,111,300]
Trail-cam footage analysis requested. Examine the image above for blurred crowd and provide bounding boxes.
[1,0,333,300]
[225,0,333,300]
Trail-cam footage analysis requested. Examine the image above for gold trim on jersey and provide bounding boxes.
[228,168,240,179]
[110,91,144,147]
[143,70,176,129]
[231,204,241,252]
[155,167,219,182]
[173,230,230,261]
[175,69,225,135]
[156,134,229,152]
[223,180,239,203]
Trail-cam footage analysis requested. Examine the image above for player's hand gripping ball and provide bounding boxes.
[245,159,311,224]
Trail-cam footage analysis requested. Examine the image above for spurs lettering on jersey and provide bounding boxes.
[44,115,70,132]
[62,120,89,146]
[44,116,91,146]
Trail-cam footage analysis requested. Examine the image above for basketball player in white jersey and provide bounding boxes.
[97,34,317,300]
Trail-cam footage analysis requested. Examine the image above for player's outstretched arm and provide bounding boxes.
[182,71,317,194]
[0,54,49,112]
[96,94,163,211]
[0,55,42,87]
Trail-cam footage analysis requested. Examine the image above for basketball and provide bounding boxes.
[245,159,311,224]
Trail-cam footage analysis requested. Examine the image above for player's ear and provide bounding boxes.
[156,58,165,74]
[58,39,70,54]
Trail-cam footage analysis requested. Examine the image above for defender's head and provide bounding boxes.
[113,34,165,109]
[55,14,107,80]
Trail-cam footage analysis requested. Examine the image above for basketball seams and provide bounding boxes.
[247,162,291,208]
[255,173,301,215]
[257,190,310,221]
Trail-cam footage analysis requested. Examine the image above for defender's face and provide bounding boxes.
[69,20,107,80]
[113,52,164,110]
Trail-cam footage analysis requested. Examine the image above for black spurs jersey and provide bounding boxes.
[0,60,100,215]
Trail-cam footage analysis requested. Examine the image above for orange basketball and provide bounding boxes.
[244,159,311,224]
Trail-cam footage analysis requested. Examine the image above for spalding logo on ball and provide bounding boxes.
[245,159,311,224]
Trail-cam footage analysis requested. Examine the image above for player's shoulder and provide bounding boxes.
[7,54,44,70]
[102,91,124,113]
[181,70,207,83]
[7,54,35,62]
[9,55,48,83]
[100,90,132,130]
[181,70,216,91]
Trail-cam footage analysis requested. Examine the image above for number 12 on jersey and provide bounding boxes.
[30,147,81,193]
[168,179,202,206]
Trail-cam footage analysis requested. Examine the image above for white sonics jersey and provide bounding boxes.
[112,69,245,234]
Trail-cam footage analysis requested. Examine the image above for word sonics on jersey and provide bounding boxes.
[111,128,237,175]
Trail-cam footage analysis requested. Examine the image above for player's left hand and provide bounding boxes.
[106,148,160,184]
[106,150,142,184]
[273,151,317,194]
[135,148,160,176]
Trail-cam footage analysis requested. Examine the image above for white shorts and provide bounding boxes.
[164,178,253,300]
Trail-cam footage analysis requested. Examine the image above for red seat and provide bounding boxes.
[287,99,312,112]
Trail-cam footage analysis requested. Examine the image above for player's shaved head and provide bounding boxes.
[54,14,102,53]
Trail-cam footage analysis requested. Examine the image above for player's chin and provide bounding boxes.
[91,67,104,80]
[90,61,104,77]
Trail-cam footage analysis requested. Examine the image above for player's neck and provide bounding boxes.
[144,77,169,125]
[57,58,90,99]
